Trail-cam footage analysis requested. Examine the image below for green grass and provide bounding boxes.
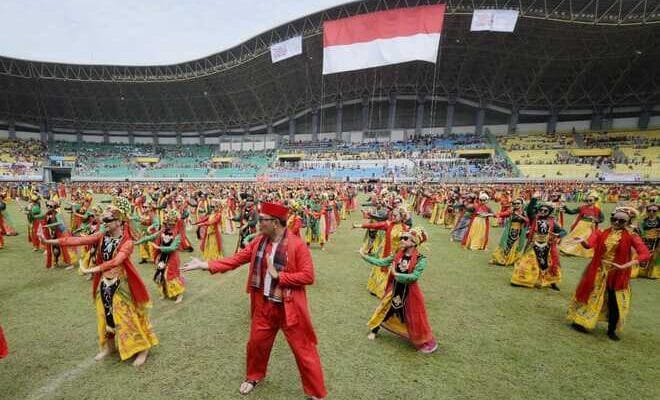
[1,197,659,400]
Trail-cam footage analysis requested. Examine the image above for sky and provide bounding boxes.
[0,0,352,66]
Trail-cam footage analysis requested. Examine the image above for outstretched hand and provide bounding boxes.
[38,229,56,245]
[182,257,209,272]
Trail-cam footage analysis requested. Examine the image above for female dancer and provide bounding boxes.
[567,207,650,341]
[135,210,186,303]
[360,227,438,354]
[39,198,158,366]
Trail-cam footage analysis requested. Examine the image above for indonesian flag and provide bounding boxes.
[322,5,445,75]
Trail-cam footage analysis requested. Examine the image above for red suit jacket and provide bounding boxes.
[208,230,318,342]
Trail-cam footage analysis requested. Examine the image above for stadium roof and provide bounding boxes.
[1,0,659,133]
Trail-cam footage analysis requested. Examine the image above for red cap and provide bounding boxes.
[260,202,289,221]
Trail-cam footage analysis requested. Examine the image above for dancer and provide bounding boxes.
[194,198,224,261]
[39,198,158,366]
[360,227,438,354]
[567,207,650,341]
[636,204,659,279]
[490,198,529,266]
[135,210,186,303]
[462,192,493,250]
[559,193,603,257]
[353,207,409,298]
[510,200,565,290]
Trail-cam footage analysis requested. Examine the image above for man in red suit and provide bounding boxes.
[183,202,326,400]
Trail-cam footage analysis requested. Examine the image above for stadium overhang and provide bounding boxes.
[0,0,658,134]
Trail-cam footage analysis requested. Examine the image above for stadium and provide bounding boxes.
[1,1,659,400]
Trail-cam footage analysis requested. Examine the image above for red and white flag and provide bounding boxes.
[322,5,445,75]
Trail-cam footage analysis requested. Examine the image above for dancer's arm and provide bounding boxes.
[360,254,394,267]
[354,221,388,230]
[133,231,159,245]
[51,231,103,247]
[394,257,427,283]
[157,235,181,254]
[629,234,651,264]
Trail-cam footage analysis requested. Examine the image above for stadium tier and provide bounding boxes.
[1,128,656,182]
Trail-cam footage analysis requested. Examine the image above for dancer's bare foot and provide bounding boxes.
[239,380,258,395]
[65,265,75,270]
[175,294,183,304]
[132,349,149,367]
[94,342,115,361]
[367,332,376,340]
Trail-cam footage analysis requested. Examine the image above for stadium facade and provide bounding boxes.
[0,0,658,149]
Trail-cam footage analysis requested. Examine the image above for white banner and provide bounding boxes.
[270,36,302,63]
[471,10,519,32]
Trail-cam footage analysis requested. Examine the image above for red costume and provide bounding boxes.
[207,228,326,399]
[59,230,151,306]
[0,325,8,359]
[575,228,650,302]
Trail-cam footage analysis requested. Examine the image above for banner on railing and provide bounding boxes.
[270,36,303,63]
[470,9,519,32]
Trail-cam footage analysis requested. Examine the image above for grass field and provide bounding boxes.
[1,196,659,400]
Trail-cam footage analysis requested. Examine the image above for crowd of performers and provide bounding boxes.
[410,183,658,342]
[0,181,658,397]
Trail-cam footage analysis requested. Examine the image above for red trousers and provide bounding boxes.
[246,293,326,398]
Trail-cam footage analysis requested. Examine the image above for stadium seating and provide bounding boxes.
[0,130,656,181]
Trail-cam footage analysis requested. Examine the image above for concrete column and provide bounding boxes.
[40,120,48,143]
[76,129,83,145]
[220,127,227,152]
[475,106,485,136]
[153,131,159,146]
[361,97,370,134]
[388,92,397,141]
[128,130,134,145]
[508,106,519,135]
[335,100,343,141]
[242,126,249,151]
[103,130,109,144]
[590,108,604,131]
[199,132,205,145]
[176,131,182,146]
[267,124,274,150]
[311,107,319,142]
[547,109,558,134]
[288,115,296,143]
[415,95,425,139]
[445,98,456,135]
[8,120,16,139]
[638,104,651,130]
